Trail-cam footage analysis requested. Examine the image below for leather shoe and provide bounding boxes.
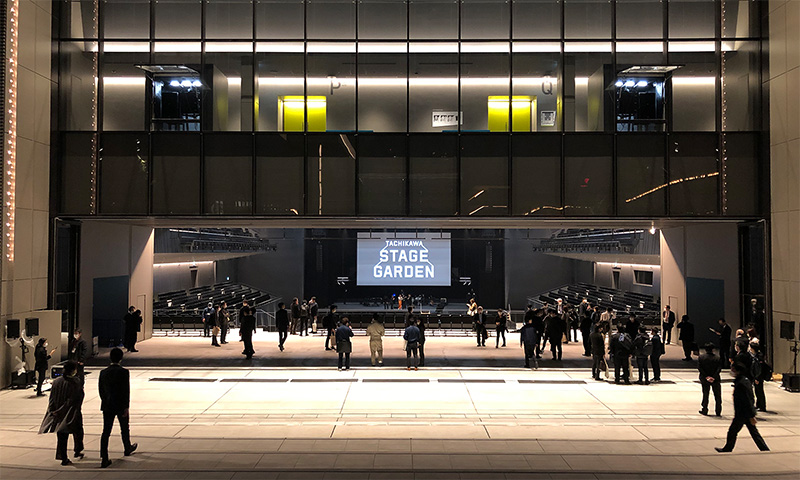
[124,443,138,456]
[61,459,73,466]
[100,459,112,468]
[714,447,731,453]
[74,452,84,459]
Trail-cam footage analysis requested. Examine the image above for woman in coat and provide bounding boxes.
[39,361,85,465]
[34,338,55,396]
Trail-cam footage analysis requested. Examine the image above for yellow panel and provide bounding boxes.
[279,96,327,132]
[487,96,534,132]
[306,97,327,132]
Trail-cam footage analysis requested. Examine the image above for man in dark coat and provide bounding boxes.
[650,327,664,381]
[219,302,230,344]
[123,306,136,351]
[590,324,606,380]
[698,343,722,416]
[239,306,257,358]
[322,305,339,351]
[519,316,538,369]
[532,309,545,358]
[39,361,84,466]
[545,309,564,360]
[336,319,354,370]
[662,305,676,344]
[677,315,695,361]
[98,348,137,468]
[276,302,289,351]
[580,308,593,357]
[126,309,143,352]
[70,329,89,382]
[35,338,55,396]
[715,362,769,452]
[610,329,632,384]
[201,302,214,337]
[712,318,732,367]
[474,307,488,347]
[209,305,221,347]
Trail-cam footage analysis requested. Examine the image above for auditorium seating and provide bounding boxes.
[153,282,275,330]
[528,283,660,324]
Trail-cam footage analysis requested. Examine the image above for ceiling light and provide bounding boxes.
[192,80,202,87]
[624,80,635,87]
[636,80,648,87]
[180,79,193,87]
[615,80,624,87]
[169,80,180,87]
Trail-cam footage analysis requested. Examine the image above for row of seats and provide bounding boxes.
[530,283,660,324]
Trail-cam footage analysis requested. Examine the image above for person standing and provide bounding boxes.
[590,324,606,381]
[39,360,84,466]
[474,307,488,347]
[568,306,580,344]
[625,315,640,342]
[335,318,354,371]
[219,302,230,344]
[404,306,415,327]
[632,326,651,385]
[323,305,339,351]
[580,308,593,357]
[519,316,538,369]
[712,318,732,367]
[417,316,427,367]
[98,348,138,468]
[308,297,319,334]
[366,314,385,367]
[751,342,770,412]
[650,327,664,382]
[202,302,214,338]
[35,338,56,397]
[715,362,770,453]
[532,309,545,358]
[123,306,136,352]
[677,315,695,361]
[240,306,257,359]
[299,300,309,336]
[545,309,564,361]
[290,298,301,335]
[70,330,89,382]
[466,298,477,317]
[276,302,289,352]
[495,308,507,348]
[662,305,676,344]
[404,318,421,371]
[698,343,722,416]
[610,329,632,384]
[129,310,143,352]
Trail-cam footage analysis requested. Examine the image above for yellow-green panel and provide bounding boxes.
[306,97,327,132]
[279,96,327,132]
[487,96,534,132]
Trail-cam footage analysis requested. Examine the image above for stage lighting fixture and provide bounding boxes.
[169,80,180,87]
[615,80,623,87]
[180,79,193,87]
[192,80,202,87]
[636,80,648,87]
[624,80,635,87]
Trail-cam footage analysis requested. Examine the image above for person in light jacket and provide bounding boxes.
[366,313,385,367]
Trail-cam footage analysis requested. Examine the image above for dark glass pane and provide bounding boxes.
[306,134,356,215]
[669,51,717,131]
[409,0,458,39]
[511,134,561,215]
[154,0,202,38]
[256,0,304,38]
[669,0,715,38]
[62,1,98,38]
[668,133,719,215]
[565,0,612,39]
[307,0,356,39]
[512,0,561,39]
[60,41,97,131]
[409,53,458,132]
[358,53,407,132]
[256,53,304,131]
[307,52,356,131]
[99,133,149,214]
[461,53,509,132]
[616,134,666,215]
[722,41,759,131]
[564,134,613,215]
[204,134,253,214]
[563,52,613,132]
[151,133,201,214]
[460,135,509,216]
[409,134,458,215]
[359,0,407,40]
[616,0,663,39]
[723,133,758,215]
[102,52,148,131]
[722,0,759,38]
[256,133,304,214]
[462,0,510,39]
[204,52,255,131]
[358,134,407,215]
[103,0,150,39]
[512,52,561,132]
[60,133,96,214]
[206,0,253,39]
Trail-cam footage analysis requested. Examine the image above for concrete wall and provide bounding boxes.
[79,222,154,347]
[767,0,800,373]
[154,262,215,294]
[593,263,660,299]
[1,0,56,387]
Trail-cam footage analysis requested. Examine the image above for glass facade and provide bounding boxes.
[56,0,765,217]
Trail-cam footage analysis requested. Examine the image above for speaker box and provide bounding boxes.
[782,373,800,393]
[25,317,39,336]
[10,371,36,388]
[51,364,65,379]
[6,319,20,338]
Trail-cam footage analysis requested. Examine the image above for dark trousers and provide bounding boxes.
[534,333,542,356]
[636,357,649,383]
[524,344,537,367]
[755,380,766,410]
[682,341,693,359]
[338,351,350,369]
[720,343,730,367]
[325,328,335,349]
[570,326,579,343]
[220,324,228,343]
[203,320,210,337]
[651,355,662,380]
[242,334,254,357]
[663,324,672,344]
[124,331,136,351]
[700,379,722,415]
[476,326,486,346]
[722,418,769,451]
[56,421,84,460]
[592,354,604,378]
[299,318,308,335]
[614,355,630,382]
[36,367,46,395]
[278,329,288,348]
[211,332,219,346]
[406,346,419,367]
[495,329,506,346]
[581,329,592,355]
[550,339,562,360]
[100,410,131,461]
[419,341,425,366]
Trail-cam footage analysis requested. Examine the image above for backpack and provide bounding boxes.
[749,353,762,379]
[643,338,654,357]
[761,360,773,381]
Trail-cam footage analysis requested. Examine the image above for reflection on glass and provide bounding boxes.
[670,51,717,131]
[358,135,407,215]
[409,0,458,39]
[61,133,96,214]
[204,134,253,214]
[512,0,561,39]
[205,52,254,131]
[359,0,407,39]
[461,136,508,216]
[669,133,719,215]
[358,53,407,132]
[669,0,716,39]
[256,134,305,214]
[616,0,663,39]
[722,41,758,131]
[462,0,510,39]
[256,53,304,131]
[563,51,612,132]
[409,52,458,132]
[100,133,149,214]
[307,52,356,131]
[512,53,560,132]
[103,0,150,39]
[722,133,758,215]
[154,0,202,39]
[307,0,356,39]
[151,133,201,214]
[102,53,148,130]
[617,134,666,215]
[722,0,759,38]
[512,134,561,215]
[206,0,254,39]
[565,0,612,39]
[256,0,304,38]
[60,41,98,131]
[409,135,458,215]
[461,53,509,132]
[306,134,356,215]
[62,1,98,38]
[564,134,612,215]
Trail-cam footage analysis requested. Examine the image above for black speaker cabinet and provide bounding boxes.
[51,363,65,379]
[783,373,800,393]
[10,371,36,388]
[25,317,39,336]
[6,319,20,338]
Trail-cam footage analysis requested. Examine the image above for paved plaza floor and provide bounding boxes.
[1,335,798,479]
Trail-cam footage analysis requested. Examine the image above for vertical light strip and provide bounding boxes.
[90,0,99,213]
[4,0,19,262]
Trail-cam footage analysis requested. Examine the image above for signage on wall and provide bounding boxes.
[540,111,556,127]
[432,111,462,128]
[357,236,451,286]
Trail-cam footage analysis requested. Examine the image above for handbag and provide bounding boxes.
[212,326,220,336]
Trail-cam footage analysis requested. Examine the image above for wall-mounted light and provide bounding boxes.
[4,0,19,262]
[649,224,656,235]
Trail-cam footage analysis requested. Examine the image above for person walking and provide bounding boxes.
[495,308,507,348]
[39,361,84,466]
[545,309,564,361]
[590,324,606,380]
[335,319,354,371]
[677,315,695,361]
[662,305,676,344]
[290,298,301,335]
[98,348,138,468]
[712,318,732,367]
[34,338,55,396]
[632,326,652,385]
[366,313,385,367]
[70,330,89,382]
[698,343,722,416]
[276,302,289,351]
[610,328,632,384]
[404,318,421,371]
[532,309,545,358]
[474,307,488,347]
[201,302,214,338]
[219,302,230,344]
[715,362,770,453]
[123,306,137,352]
[650,327,664,382]
[323,305,339,351]
[519,316,538,369]
[209,304,221,347]
[240,306,257,359]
